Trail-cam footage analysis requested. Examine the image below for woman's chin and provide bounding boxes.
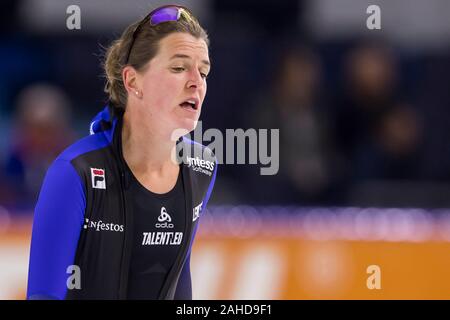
[169,119,198,139]
[179,118,198,132]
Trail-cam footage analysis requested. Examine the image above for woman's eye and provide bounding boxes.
[200,73,208,79]
[172,67,185,72]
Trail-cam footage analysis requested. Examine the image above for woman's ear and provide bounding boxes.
[122,66,142,98]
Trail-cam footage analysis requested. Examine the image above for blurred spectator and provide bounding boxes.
[352,102,424,180]
[335,42,399,161]
[0,84,75,211]
[244,46,335,204]
[333,42,409,185]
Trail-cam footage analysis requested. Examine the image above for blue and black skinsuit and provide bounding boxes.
[26,105,217,299]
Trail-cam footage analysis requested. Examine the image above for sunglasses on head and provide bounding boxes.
[124,5,195,64]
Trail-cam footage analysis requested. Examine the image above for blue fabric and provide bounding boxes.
[28,294,59,300]
[57,133,110,163]
[89,105,117,143]
[27,159,86,300]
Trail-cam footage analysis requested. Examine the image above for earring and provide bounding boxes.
[135,90,140,97]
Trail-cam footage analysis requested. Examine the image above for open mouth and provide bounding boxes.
[179,98,199,111]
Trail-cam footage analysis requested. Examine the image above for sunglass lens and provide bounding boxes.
[150,7,180,25]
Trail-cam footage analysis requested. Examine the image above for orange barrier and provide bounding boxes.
[1,215,450,300]
[191,236,450,299]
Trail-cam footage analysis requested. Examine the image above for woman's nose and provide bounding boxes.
[186,70,203,89]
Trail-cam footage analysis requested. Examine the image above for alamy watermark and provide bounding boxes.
[366,5,381,30]
[366,264,381,290]
[67,265,81,290]
[171,121,280,176]
[66,5,81,30]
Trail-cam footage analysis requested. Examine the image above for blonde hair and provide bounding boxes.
[103,7,209,112]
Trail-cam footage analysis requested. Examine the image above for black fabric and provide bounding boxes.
[126,165,186,299]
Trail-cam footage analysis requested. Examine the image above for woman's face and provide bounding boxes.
[136,32,210,137]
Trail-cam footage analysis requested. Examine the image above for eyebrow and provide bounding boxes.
[170,53,210,67]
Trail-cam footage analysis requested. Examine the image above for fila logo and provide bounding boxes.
[91,168,106,189]
[193,201,203,222]
[156,207,174,229]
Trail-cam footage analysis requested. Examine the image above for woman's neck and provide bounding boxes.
[121,111,177,175]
